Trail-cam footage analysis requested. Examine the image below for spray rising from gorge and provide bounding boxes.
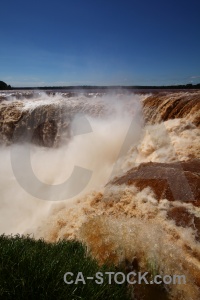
[0,90,200,299]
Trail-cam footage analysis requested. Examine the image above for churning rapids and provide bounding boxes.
[0,89,200,299]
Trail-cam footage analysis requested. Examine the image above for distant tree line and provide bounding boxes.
[15,83,200,90]
[1,79,200,90]
[0,81,11,90]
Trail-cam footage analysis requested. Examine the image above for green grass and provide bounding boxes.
[0,234,130,300]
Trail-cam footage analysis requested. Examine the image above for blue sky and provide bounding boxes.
[0,0,200,87]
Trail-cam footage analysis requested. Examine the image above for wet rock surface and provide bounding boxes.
[167,206,200,242]
[0,102,70,147]
[0,90,199,147]
[111,159,200,206]
[0,95,106,147]
[143,91,200,127]
[1,90,199,299]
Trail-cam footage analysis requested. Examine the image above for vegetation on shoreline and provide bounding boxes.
[1,79,200,90]
[32,83,200,90]
[0,235,129,300]
[0,81,11,90]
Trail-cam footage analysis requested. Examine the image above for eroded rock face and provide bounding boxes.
[111,159,200,206]
[143,91,200,127]
[167,206,200,242]
[0,102,71,147]
[0,95,106,147]
[1,90,199,300]
[1,90,200,147]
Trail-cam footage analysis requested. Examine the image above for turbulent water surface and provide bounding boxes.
[0,89,200,299]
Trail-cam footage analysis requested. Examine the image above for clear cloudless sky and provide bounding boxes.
[0,0,200,87]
